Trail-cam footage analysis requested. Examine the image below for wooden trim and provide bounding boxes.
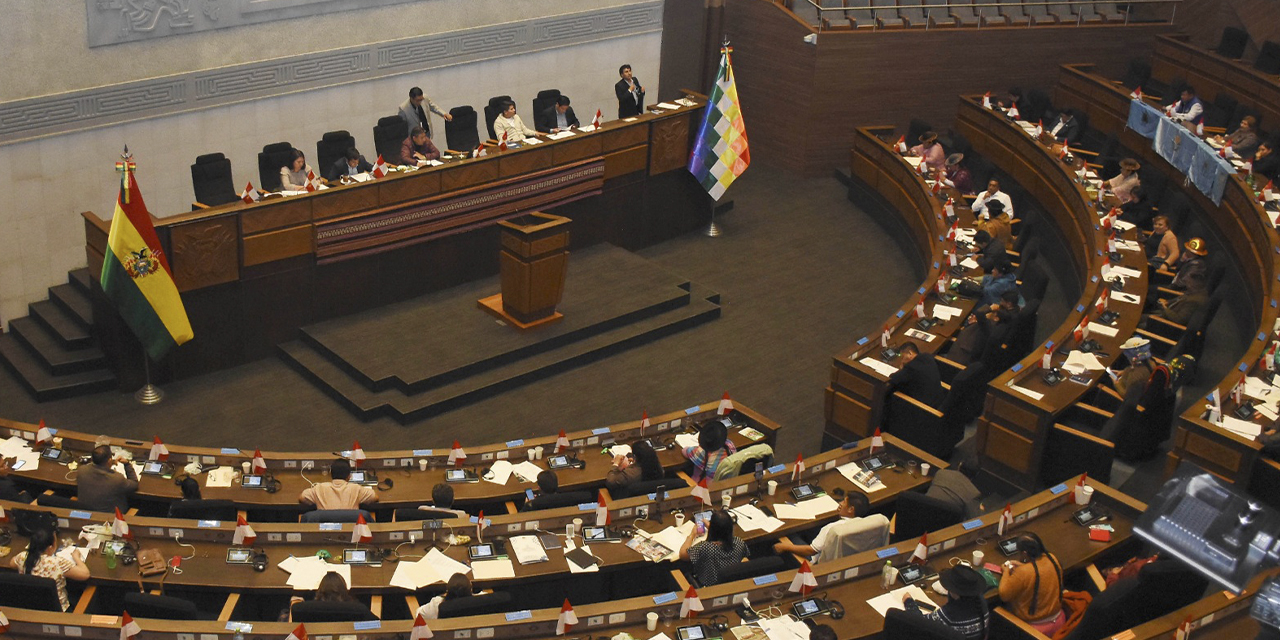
[218,593,241,621]
[72,586,96,614]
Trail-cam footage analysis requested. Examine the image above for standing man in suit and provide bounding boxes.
[615,64,645,118]
[537,96,580,133]
[399,86,452,140]
[325,147,374,181]
[1051,109,1082,145]
[887,342,946,409]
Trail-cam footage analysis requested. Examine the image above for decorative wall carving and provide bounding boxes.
[4,2,662,145]
[168,217,239,292]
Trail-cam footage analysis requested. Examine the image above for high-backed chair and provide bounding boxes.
[906,119,934,145]
[1254,41,1280,75]
[975,0,1006,26]
[316,130,356,175]
[190,153,238,208]
[445,106,480,153]
[291,600,378,622]
[438,592,514,618]
[814,513,891,563]
[1064,558,1209,640]
[1091,0,1125,21]
[1215,27,1249,59]
[618,477,688,499]
[947,0,979,28]
[300,509,372,523]
[871,0,904,27]
[372,115,409,164]
[484,95,513,140]
[892,491,964,541]
[168,499,238,521]
[0,573,66,611]
[1203,93,1237,130]
[996,0,1032,26]
[1120,58,1152,93]
[1020,0,1057,24]
[925,0,957,26]
[715,557,789,586]
[531,89,561,123]
[123,592,201,620]
[1041,424,1114,487]
[898,0,929,26]
[846,0,876,27]
[257,142,295,192]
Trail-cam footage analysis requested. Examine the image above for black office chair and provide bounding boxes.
[531,89,561,125]
[484,95,513,140]
[300,509,372,523]
[892,491,964,541]
[706,556,788,587]
[1203,93,1238,130]
[523,490,595,511]
[906,119,934,146]
[291,600,378,622]
[257,141,295,192]
[438,591,513,618]
[0,573,66,611]
[883,607,964,640]
[618,477,688,499]
[445,106,480,153]
[1041,424,1114,488]
[1064,557,1209,640]
[36,493,81,509]
[393,508,458,522]
[190,153,238,208]
[123,592,201,620]
[1214,26,1249,59]
[372,115,409,164]
[1255,41,1280,75]
[168,500,239,521]
[1119,58,1151,93]
[316,130,357,176]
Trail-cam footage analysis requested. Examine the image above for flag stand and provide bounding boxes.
[704,199,721,237]
[134,350,164,405]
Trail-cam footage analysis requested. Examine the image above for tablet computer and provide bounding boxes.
[349,470,378,486]
[41,448,64,461]
[142,461,166,476]
[898,563,937,585]
[241,474,266,489]
[1072,505,1103,526]
[582,526,620,543]
[343,548,379,565]
[226,548,254,564]
[790,484,821,501]
[101,540,128,556]
[862,455,892,472]
[547,455,574,470]
[468,543,499,560]
[791,598,830,619]
[677,625,708,640]
[445,469,478,483]
[997,538,1020,557]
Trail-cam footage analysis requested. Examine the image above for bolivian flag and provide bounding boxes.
[100,161,193,360]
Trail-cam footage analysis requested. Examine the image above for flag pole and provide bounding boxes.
[704,197,720,237]
[134,348,164,405]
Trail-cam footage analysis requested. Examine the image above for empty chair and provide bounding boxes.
[1255,41,1280,75]
[1203,93,1237,130]
[926,0,957,26]
[1064,557,1209,640]
[530,89,561,123]
[846,0,877,27]
[1215,26,1249,59]
[372,115,408,163]
[996,0,1032,26]
[0,574,66,611]
[316,130,356,176]
[1045,0,1074,22]
[190,153,238,208]
[300,509,372,523]
[123,592,201,620]
[819,0,851,28]
[883,392,949,460]
[617,477,687,499]
[438,591,514,618]
[1091,0,1125,21]
[947,0,980,27]
[898,0,929,26]
[814,511,892,562]
[1120,58,1152,93]
[975,0,1007,26]
[1074,2,1105,22]
[291,600,378,622]
[1025,89,1053,123]
[256,141,294,192]
[700,556,788,587]
[484,95,513,140]
[1020,0,1058,25]
[892,491,964,541]
[906,119,934,145]
[444,106,480,153]
[1041,424,1114,487]
[168,499,238,521]
[871,0,905,27]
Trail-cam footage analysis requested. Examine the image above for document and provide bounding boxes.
[511,460,544,483]
[1009,385,1045,401]
[903,156,924,168]
[470,558,516,581]
[547,130,576,140]
[932,305,963,321]
[424,548,471,580]
[1112,219,1136,232]
[608,443,632,458]
[960,257,980,270]
[657,102,682,110]
[773,494,839,520]
[858,357,899,378]
[522,137,543,145]
[758,616,811,640]
[1064,350,1106,372]
[1110,291,1141,305]
[1220,416,1263,439]
[1109,265,1142,279]
[1115,239,1141,252]
[390,555,442,590]
[563,541,600,573]
[205,466,235,488]
[484,459,514,485]
[509,535,549,565]
[730,504,785,533]
[1243,377,1278,402]
[866,585,937,617]
[1087,322,1119,337]
[577,124,598,133]
[674,433,700,450]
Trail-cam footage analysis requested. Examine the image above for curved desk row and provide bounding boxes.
[1152,34,1280,132]
[0,475,1143,639]
[1056,62,1280,506]
[1,400,778,515]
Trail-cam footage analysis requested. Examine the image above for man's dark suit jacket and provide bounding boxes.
[536,105,580,133]
[615,78,645,118]
[887,352,946,409]
[325,155,374,181]
[1053,117,1082,145]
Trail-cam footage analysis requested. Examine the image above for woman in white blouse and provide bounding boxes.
[280,148,317,191]
[492,101,539,144]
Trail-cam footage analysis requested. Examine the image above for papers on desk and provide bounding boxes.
[280,555,352,590]
[607,443,632,458]
[1112,219,1137,232]
[1220,416,1263,439]
[642,523,695,562]
[731,504,785,533]
[772,494,840,521]
[577,124,598,133]
[509,535,549,565]
[674,433,700,450]
[547,130,576,140]
[836,462,886,493]
[1257,403,1279,421]
[1109,265,1143,279]
[955,228,977,242]
[563,540,600,573]
[858,357,900,378]
[205,466,236,488]
[959,257,980,270]
[1087,322,1119,338]
[932,305,963,322]
[1009,385,1045,401]
[390,548,472,590]
[675,98,698,107]
[1110,291,1141,305]
[421,159,444,167]
[866,585,938,617]
[657,102,682,110]
[1115,239,1141,252]
[903,156,924,168]
[626,532,676,562]
[757,616,812,640]
[0,436,39,471]
[511,460,544,483]
[484,460,514,485]
[1063,350,1106,374]
[347,172,373,183]
[56,546,90,565]
[522,137,543,145]
[1243,377,1280,403]
[470,558,516,580]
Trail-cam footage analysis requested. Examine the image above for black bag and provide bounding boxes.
[957,279,983,298]
[12,508,59,537]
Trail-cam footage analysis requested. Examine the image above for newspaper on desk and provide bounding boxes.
[1062,350,1106,374]
[836,461,886,493]
[484,459,514,485]
[858,357,899,378]
[510,460,545,483]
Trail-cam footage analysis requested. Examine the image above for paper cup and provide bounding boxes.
[972,550,984,567]
[674,512,685,527]
[647,612,659,631]
[527,448,536,460]
[767,480,778,496]
[1077,485,1094,505]
[241,461,251,474]
[722,493,733,509]
[920,463,931,476]
[566,523,576,539]
[418,459,428,472]
[534,446,544,460]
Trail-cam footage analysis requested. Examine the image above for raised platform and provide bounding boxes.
[279,244,721,422]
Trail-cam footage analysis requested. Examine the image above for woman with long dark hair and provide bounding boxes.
[416,573,475,619]
[679,509,748,586]
[606,440,664,494]
[10,527,90,611]
[681,421,736,481]
[999,532,1065,635]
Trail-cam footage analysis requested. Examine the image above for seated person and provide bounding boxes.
[416,573,474,619]
[808,625,837,640]
[950,305,1012,367]
[400,126,441,165]
[973,199,1011,247]
[996,86,1023,111]
[1168,237,1208,290]
[1151,268,1207,325]
[939,153,975,195]
[682,420,737,481]
[976,259,1017,309]
[177,474,202,500]
[1143,215,1179,270]
[606,439,664,494]
[1050,109,1082,145]
[679,510,749,586]
[908,131,947,173]
[1107,158,1141,203]
[1212,115,1260,159]
[280,148,316,191]
[288,572,376,621]
[298,459,378,511]
[325,147,373,181]
[76,444,138,513]
[887,342,946,409]
[1253,138,1280,182]
[523,470,565,511]
[902,564,990,640]
[11,528,90,611]
[1109,336,1153,397]
[421,483,468,518]
[924,460,985,518]
[972,227,1007,272]
[772,490,888,563]
[0,456,33,503]
[999,532,1065,636]
[1165,86,1203,125]
[1117,186,1154,228]
[493,101,540,143]
[970,179,1014,219]
[536,95,580,133]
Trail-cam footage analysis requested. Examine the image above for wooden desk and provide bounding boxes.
[81,101,709,381]
[955,96,1149,491]
[1055,63,1280,506]
[1,400,778,517]
[1151,34,1280,134]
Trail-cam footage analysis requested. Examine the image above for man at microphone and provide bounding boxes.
[615,64,645,118]
[299,459,377,510]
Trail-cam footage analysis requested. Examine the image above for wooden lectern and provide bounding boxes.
[478,212,571,330]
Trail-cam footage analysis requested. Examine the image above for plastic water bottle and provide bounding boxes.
[104,544,117,570]
[881,561,894,589]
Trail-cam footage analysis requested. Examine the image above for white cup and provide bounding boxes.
[921,463,931,476]
[674,512,685,527]
[1076,485,1094,505]
[566,522,576,539]
[534,446,544,460]
[767,480,778,496]
[241,461,251,474]
[418,459,428,472]
[646,612,659,631]
[722,493,733,509]
[972,550,985,567]
[573,518,582,531]
[527,448,536,460]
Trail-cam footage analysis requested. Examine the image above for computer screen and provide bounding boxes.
[350,471,366,483]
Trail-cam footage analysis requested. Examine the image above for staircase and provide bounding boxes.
[0,269,116,401]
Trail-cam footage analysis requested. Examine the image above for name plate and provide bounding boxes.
[220,448,241,455]
[962,519,983,530]
[413,449,433,456]
[593,427,612,435]
[876,547,899,559]
[197,520,221,528]
[319,523,342,531]
[505,611,533,622]
[653,592,678,605]
[753,574,778,585]
[1049,483,1069,495]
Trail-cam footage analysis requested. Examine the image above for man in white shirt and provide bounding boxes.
[1166,86,1203,126]
[492,101,540,144]
[298,459,378,511]
[970,179,1014,219]
[771,490,888,563]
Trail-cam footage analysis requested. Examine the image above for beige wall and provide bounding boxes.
[0,2,663,327]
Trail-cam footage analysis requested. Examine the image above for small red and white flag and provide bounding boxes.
[1042,346,1053,370]
[410,614,434,640]
[596,490,610,527]
[998,503,1013,536]
[931,178,942,195]
[35,420,53,444]
[1220,142,1232,159]
[149,436,169,462]
[944,197,955,218]
[0,609,9,633]
[679,586,704,618]
[911,533,929,564]
[1264,180,1275,201]
[448,440,467,467]
[917,157,928,176]
[1008,102,1020,120]
[1233,374,1246,405]
[350,441,366,468]
[915,296,926,318]
[305,170,320,192]
[556,429,570,453]
[791,453,806,482]
[556,599,578,636]
[717,392,734,416]
[1033,119,1044,137]
[936,274,948,294]
[1095,294,1107,316]
[1107,233,1117,255]
[372,155,389,178]
[1059,141,1070,160]
[0,505,7,522]
[881,325,891,348]
[1265,342,1278,372]
[286,623,308,640]
[499,131,509,151]
[1130,87,1143,100]
[789,560,818,594]
[591,109,602,129]
[870,427,884,453]
[1072,319,1086,343]
[112,507,131,539]
[476,510,487,538]
[895,135,908,153]
[472,144,487,159]
[640,411,651,434]
[351,513,372,544]
[947,247,958,267]
[1176,617,1193,640]
[948,218,958,241]
[982,92,992,109]
[1196,121,1204,136]
[691,476,712,505]
[233,515,256,546]
[120,611,141,640]
[240,182,262,203]
[252,449,267,475]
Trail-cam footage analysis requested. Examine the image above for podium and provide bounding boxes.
[478,212,571,330]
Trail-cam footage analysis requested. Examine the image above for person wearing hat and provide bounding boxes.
[973,199,1011,248]
[977,258,1017,308]
[1143,215,1180,270]
[902,564,990,639]
[909,131,947,173]
[1050,109,1081,145]
[940,153,975,195]
[1108,158,1142,204]
[1111,336,1153,397]
[999,532,1066,635]
[970,179,1013,219]
[1168,237,1209,291]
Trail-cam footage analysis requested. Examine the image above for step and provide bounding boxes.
[49,284,93,330]
[9,317,107,375]
[68,268,94,296]
[281,286,721,423]
[29,300,94,349]
[0,334,115,402]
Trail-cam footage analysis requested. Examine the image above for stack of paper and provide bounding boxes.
[484,460,514,485]
[758,615,812,640]
[471,558,516,580]
[1063,350,1106,373]
[0,436,39,471]
[279,555,352,590]
[205,466,235,488]
[1220,416,1263,439]
[1087,322,1119,337]
[773,494,840,521]
[1009,385,1045,401]
[835,462,885,493]
[674,433,700,450]
[511,460,544,483]
[1109,265,1143,279]
[858,357,900,377]
[509,535,548,564]
[608,443,632,458]
[932,305,962,321]
[388,548,472,590]
[547,131,576,140]
[731,504,785,533]
[959,257,980,270]
[866,585,937,617]
[522,137,543,145]
[903,156,924,168]
[563,540,600,573]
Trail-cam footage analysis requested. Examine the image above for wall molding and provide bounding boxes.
[1,2,662,146]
